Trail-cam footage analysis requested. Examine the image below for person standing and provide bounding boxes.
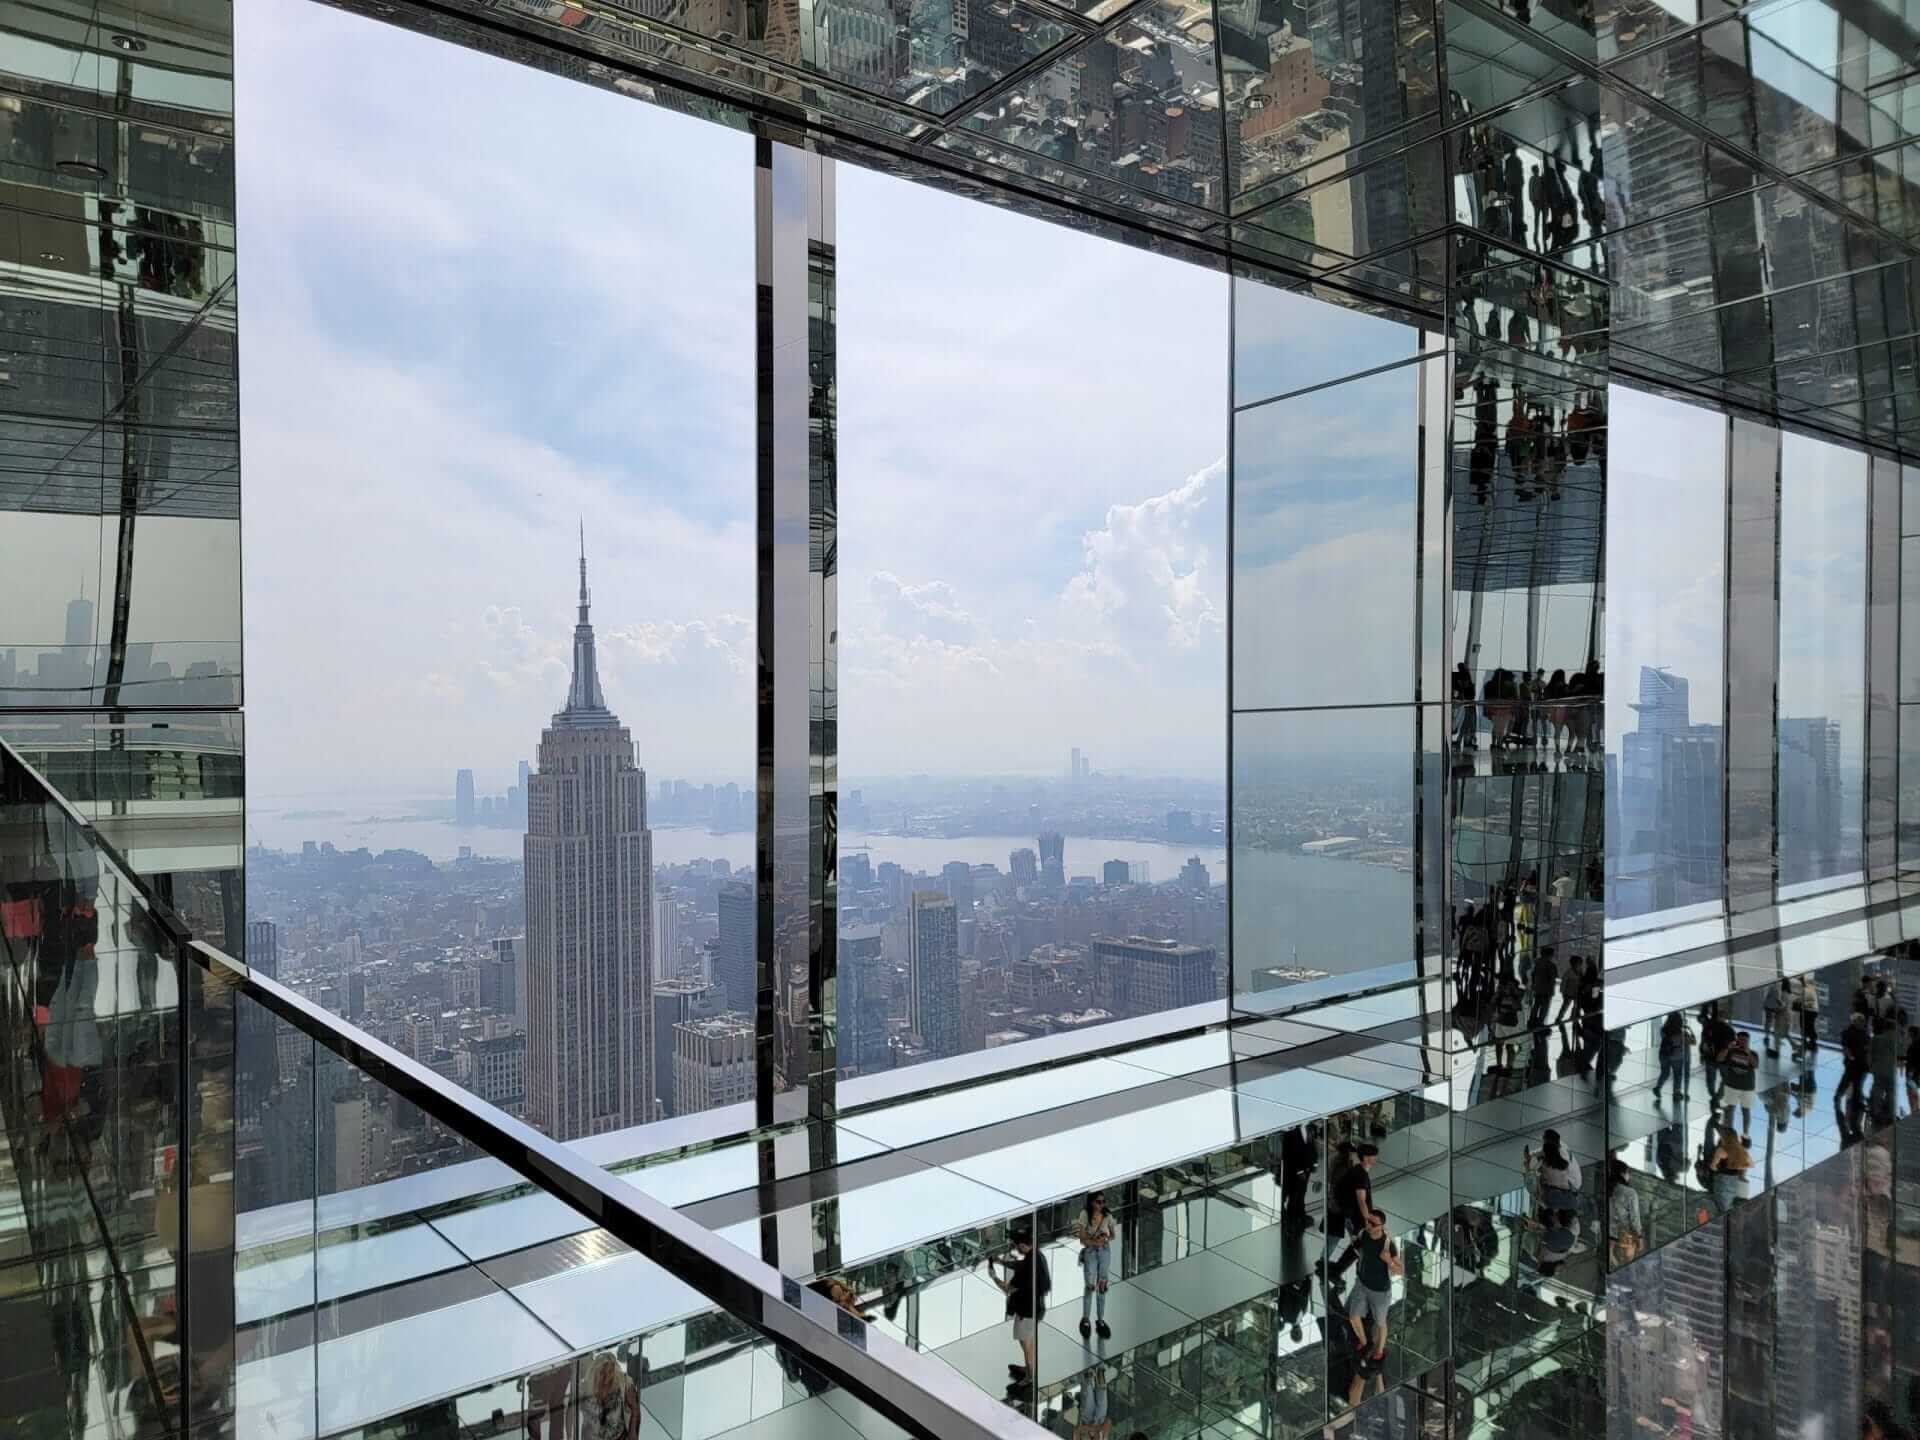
[1333,1144,1381,1236]
[1839,1010,1872,1111]
[1653,1012,1693,1102]
[1796,974,1820,1066]
[1721,1032,1758,1139]
[1607,1158,1643,1265]
[1075,1191,1117,1340]
[1329,1210,1402,1366]
[993,1229,1051,1394]
[1870,1015,1898,1125]
[1763,981,1790,1058]
[1699,1005,1734,1106]
[1555,954,1585,1026]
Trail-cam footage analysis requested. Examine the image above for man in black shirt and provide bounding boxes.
[1330,1210,1402,1363]
[1333,1143,1380,1236]
[1838,1012,1871,1110]
[1699,1005,1734,1104]
[1279,1124,1318,1233]
[993,1230,1051,1392]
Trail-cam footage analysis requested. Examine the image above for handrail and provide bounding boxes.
[0,737,1044,1440]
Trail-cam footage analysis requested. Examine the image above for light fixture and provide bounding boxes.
[55,158,108,181]
[111,33,146,51]
[38,251,65,263]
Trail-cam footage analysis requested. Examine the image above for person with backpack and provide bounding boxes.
[1708,1129,1751,1215]
[1329,1209,1403,1365]
[1607,1158,1643,1265]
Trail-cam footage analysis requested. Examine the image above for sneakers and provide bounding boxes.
[1096,1320,1111,1339]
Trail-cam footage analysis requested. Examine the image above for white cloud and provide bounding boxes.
[1063,460,1224,650]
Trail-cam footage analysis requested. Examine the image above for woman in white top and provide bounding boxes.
[1527,1129,1583,1215]
[1074,1190,1117,1340]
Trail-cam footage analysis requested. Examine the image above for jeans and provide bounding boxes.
[1081,1245,1110,1321]
[1655,1054,1689,1095]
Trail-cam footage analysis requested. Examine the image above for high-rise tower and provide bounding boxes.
[524,538,655,1139]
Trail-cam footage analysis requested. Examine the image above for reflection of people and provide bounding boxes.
[1607,1159,1643,1265]
[1707,1130,1750,1215]
[1796,975,1820,1063]
[1072,1365,1110,1440]
[1763,981,1790,1057]
[1721,1032,1757,1138]
[1279,1123,1318,1233]
[991,1229,1050,1395]
[1332,1143,1380,1235]
[1075,1190,1116,1340]
[1526,1130,1582,1215]
[1653,1012,1694,1101]
[1330,1210,1401,1364]
[582,1352,639,1440]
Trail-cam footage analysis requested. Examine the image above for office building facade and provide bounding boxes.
[523,551,656,1139]
[907,891,960,1059]
[9,3,1920,1440]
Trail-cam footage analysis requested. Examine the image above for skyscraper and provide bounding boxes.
[1039,830,1066,887]
[839,924,891,1075]
[1009,848,1037,886]
[908,891,960,1058]
[715,880,754,1014]
[653,976,720,1117]
[523,544,655,1140]
[455,768,476,826]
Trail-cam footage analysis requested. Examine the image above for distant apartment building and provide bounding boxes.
[674,1012,755,1115]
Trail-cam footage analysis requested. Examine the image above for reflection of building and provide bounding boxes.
[674,1012,754,1115]
[524,549,655,1140]
[1614,667,1724,916]
[1039,830,1066,888]
[838,925,891,1076]
[1779,715,1844,885]
[908,891,960,1058]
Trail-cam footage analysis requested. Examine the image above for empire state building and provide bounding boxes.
[524,542,655,1139]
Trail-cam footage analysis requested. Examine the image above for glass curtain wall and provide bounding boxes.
[1777,435,1868,897]
[1604,392,1726,932]
[1900,464,1920,870]
[836,164,1229,1077]
[235,0,753,1139]
[1229,282,1445,1008]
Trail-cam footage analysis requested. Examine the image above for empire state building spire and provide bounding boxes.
[558,526,614,726]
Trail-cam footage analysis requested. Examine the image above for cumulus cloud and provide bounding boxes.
[1064,460,1224,650]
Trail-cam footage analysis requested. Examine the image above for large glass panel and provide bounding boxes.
[1233,706,1422,1005]
[837,159,1229,1071]
[1777,434,1868,895]
[1604,390,1727,930]
[1233,363,1427,710]
[236,0,753,1135]
[1726,419,1780,912]
[1606,1217,1727,1439]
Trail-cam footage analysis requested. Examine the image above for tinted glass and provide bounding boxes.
[1776,434,1867,893]
[1605,389,1727,927]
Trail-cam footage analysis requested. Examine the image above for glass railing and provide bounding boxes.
[1,736,1040,1440]
[1,732,209,1438]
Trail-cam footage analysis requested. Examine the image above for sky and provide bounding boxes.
[234,0,1230,800]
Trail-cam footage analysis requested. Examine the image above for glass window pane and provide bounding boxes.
[837,160,1229,1071]
[1605,388,1727,928]
[1232,706,1421,1007]
[1233,364,1425,710]
[1777,434,1867,893]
